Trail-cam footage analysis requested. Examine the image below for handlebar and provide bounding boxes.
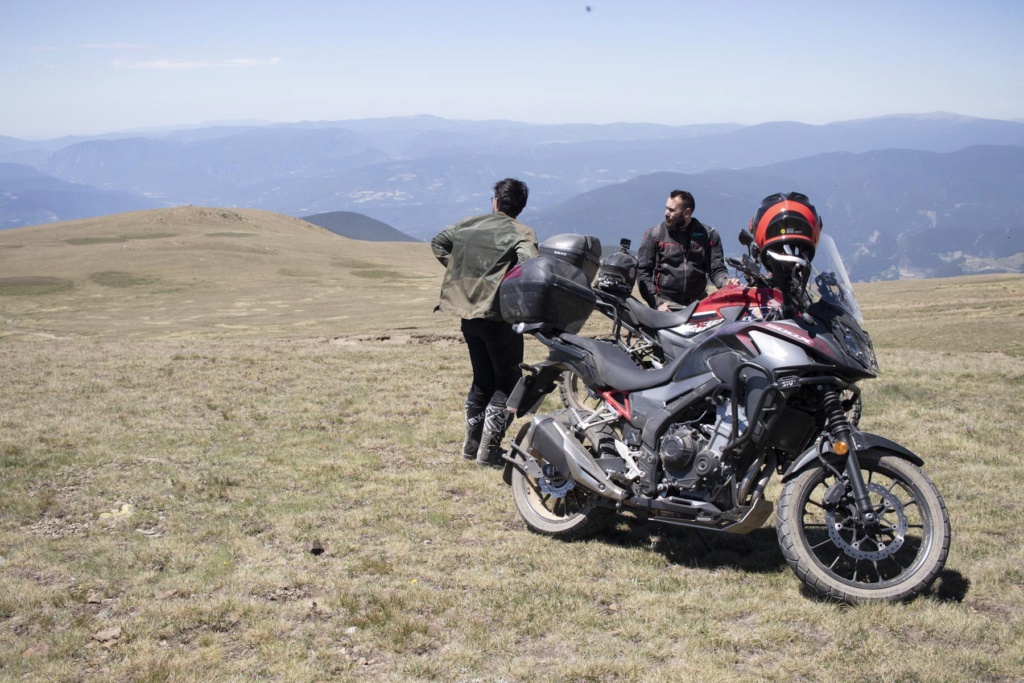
[728,254,772,288]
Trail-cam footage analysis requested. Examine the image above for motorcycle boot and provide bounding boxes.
[462,401,487,461]
[475,404,512,468]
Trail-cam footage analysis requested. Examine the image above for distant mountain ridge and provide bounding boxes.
[0,161,159,229]
[530,145,1024,281]
[301,211,417,242]
[1,113,1022,280]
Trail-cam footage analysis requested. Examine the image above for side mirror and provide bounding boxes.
[738,229,754,247]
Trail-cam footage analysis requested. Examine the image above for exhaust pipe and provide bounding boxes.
[520,416,628,502]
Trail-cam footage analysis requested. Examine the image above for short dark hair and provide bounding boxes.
[493,178,529,218]
[669,190,694,213]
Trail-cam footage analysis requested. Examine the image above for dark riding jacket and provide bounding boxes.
[636,217,728,308]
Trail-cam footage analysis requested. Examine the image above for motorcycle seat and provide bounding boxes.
[558,333,691,392]
[624,298,698,330]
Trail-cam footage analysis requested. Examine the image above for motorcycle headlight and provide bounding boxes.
[836,320,880,374]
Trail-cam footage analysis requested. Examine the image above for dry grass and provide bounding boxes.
[857,273,1024,356]
[0,206,449,340]
[1,209,1023,681]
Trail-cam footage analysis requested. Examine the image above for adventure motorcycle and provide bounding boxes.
[559,235,862,425]
[498,233,950,604]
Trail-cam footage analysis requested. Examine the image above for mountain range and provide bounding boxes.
[531,145,1024,281]
[2,113,1022,281]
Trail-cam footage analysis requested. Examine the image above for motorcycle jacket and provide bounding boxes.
[431,211,538,320]
[636,217,728,308]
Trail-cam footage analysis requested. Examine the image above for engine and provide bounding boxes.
[658,423,725,493]
[659,424,703,478]
[657,402,745,497]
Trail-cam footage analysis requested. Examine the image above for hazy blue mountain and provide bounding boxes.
[530,145,1024,281]
[2,114,1022,276]
[273,116,743,157]
[25,112,1023,209]
[0,168,160,229]
[0,162,42,181]
[249,113,1024,238]
[237,151,590,238]
[0,136,26,156]
[301,210,418,242]
[525,113,1024,176]
[40,128,388,202]
[27,117,751,220]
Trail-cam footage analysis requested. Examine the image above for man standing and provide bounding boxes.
[431,178,538,467]
[636,190,736,311]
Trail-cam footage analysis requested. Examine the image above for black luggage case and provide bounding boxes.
[499,255,596,333]
[538,234,602,282]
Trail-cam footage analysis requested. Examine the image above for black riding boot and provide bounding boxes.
[462,402,486,460]
[475,405,512,468]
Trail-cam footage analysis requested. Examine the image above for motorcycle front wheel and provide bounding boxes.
[509,411,615,539]
[776,453,950,604]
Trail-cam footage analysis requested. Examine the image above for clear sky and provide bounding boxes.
[2,0,1022,139]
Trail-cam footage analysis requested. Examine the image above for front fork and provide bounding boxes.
[822,389,877,526]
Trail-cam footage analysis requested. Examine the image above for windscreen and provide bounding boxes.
[806,234,864,323]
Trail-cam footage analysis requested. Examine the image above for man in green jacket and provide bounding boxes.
[431,178,538,467]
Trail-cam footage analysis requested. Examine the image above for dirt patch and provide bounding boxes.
[66,237,129,246]
[66,233,177,246]
[352,269,406,280]
[304,333,462,347]
[965,598,1023,621]
[409,333,462,346]
[0,276,74,296]
[89,272,157,288]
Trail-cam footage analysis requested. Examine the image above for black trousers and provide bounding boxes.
[460,317,524,411]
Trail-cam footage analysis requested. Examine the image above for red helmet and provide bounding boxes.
[750,192,822,263]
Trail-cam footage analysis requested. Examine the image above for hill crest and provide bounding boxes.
[0,206,445,340]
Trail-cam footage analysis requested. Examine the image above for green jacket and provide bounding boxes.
[431,212,538,320]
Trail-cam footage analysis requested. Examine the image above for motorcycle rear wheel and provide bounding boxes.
[558,370,602,414]
[776,453,950,604]
[510,411,614,539]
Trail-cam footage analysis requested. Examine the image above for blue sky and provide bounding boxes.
[1,0,1022,139]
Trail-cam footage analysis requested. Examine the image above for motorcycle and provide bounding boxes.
[587,236,787,367]
[560,234,862,425]
[497,232,950,603]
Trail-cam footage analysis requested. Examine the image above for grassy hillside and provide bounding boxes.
[0,206,448,340]
[856,274,1024,356]
[1,210,1022,681]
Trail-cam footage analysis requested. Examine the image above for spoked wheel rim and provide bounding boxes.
[797,459,937,590]
[558,370,602,414]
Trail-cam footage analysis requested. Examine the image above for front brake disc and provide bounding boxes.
[826,482,907,561]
